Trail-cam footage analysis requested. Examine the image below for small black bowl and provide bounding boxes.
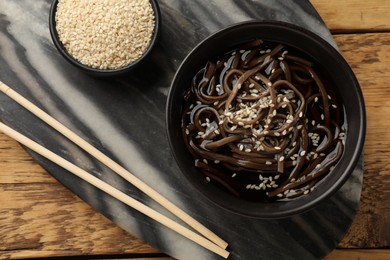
[166,21,366,218]
[49,0,161,77]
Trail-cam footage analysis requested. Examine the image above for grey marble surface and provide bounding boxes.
[0,0,362,259]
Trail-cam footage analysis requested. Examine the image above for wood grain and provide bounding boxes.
[326,249,390,260]
[311,0,390,31]
[0,136,160,259]
[1,1,390,259]
[334,33,390,248]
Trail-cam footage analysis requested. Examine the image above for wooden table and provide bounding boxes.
[1,0,389,259]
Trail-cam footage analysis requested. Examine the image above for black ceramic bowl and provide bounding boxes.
[49,0,161,77]
[166,21,366,218]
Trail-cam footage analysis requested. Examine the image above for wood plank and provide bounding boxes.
[326,249,390,260]
[0,150,160,258]
[334,33,390,248]
[311,0,390,31]
[0,134,55,184]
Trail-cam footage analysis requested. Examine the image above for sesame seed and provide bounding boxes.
[55,0,156,69]
[203,159,208,164]
[239,144,244,151]
[274,146,281,150]
[232,173,237,178]
[245,148,251,153]
[275,175,280,180]
[304,190,310,195]
[214,160,220,164]
[292,160,297,166]
[185,128,190,135]
[206,176,211,182]
[300,150,306,156]
[265,161,272,165]
[279,156,285,162]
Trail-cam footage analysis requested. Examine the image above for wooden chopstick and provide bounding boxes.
[0,81,228,250]
[0,121,230,259]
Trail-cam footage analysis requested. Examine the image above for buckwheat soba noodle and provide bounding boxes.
[182,39,346,202]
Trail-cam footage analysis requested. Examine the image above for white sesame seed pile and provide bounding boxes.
[183,40,346,201]
[55,0,155,70]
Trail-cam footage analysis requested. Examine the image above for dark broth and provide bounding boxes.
[182,39,346,202]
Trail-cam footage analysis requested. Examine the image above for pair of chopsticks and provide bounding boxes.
[0,81,230,259]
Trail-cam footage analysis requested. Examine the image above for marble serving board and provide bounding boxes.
[0,0,363,259]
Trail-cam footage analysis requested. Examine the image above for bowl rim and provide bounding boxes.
[166,20,366,219]
[49,0,161,76]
